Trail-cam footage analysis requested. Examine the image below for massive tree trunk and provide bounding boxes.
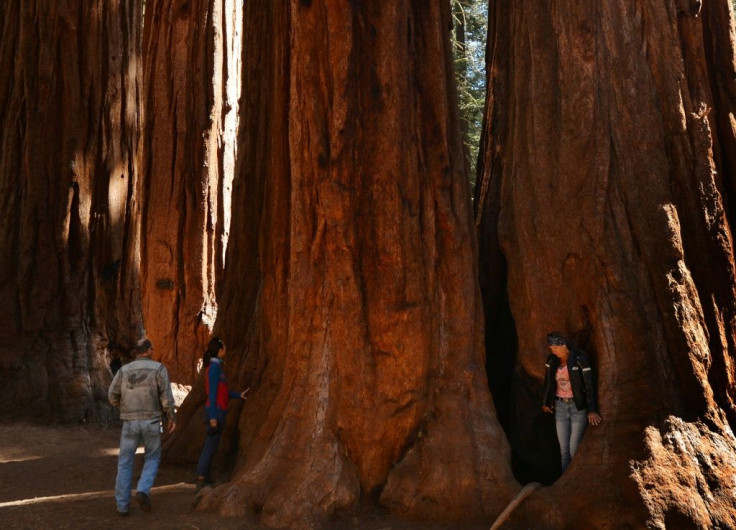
[0,1,143,422]
[477,0,736,527]
[140,0,241,384]
[167,1,518,527]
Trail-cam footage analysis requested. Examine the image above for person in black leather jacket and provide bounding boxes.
[542,332,602,471]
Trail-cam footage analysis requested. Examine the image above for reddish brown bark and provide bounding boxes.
[477,1,736,527]
[167,1,517,527]
[140,0,241,383]
[0,0,144,421]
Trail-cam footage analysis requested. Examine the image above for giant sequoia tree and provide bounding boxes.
[167,1,517,527]
[140,0,241,383]
[0,1,143,421]
[6,0,736,527]
[477,0,736,527]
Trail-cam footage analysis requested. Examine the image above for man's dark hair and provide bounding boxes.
[135,339,152,355]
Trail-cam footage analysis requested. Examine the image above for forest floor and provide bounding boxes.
[0,422,490,529]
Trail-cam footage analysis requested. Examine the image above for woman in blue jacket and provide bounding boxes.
[195,337,248,491]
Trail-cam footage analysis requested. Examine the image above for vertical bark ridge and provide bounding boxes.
[141,0,240,383]
[0,0,143,421]
[182,1,517,527]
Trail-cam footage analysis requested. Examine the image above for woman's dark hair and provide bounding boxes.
[203,337,225,367]
[546,331,568,347]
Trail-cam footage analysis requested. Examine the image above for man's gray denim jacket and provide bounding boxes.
[108,357,176,423]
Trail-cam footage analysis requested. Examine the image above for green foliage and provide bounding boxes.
[451,0,488,186]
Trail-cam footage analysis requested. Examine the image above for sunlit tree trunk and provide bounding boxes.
[140,0,241,383]
[0,0,144,421]
[476,0,736,527]
[168,1,518,527]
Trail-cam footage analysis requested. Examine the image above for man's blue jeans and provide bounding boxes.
[115,418,162,512]
[555,400,588,471]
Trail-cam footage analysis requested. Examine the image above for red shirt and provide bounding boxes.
[205,358,231,413]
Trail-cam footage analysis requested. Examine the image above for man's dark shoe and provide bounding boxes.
[117,509,130,517]
[136,491,151,512]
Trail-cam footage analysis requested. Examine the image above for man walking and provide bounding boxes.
[109,337,176,516]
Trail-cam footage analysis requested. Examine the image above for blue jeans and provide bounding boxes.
[555,400,588,471]
[115,418,162,512]
[196,417,225,480]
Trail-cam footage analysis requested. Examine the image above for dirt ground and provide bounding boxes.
[0,422,490,530]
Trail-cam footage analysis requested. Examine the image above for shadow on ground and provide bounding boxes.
[0,422,490,529]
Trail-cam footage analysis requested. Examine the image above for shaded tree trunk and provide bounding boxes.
[168,1,518,527]
[140,0,241,383]
[0,0,144,421]
[477,0,736,527]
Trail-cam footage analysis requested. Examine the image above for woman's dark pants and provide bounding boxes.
[196,419,225,479]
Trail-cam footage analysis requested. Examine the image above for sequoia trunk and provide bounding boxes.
[0,0,144,421]
[140,0,241,383]
[476,0,736,527]
[168,1,517,527]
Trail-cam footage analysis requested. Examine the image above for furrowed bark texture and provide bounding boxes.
[477,0,736,527]
[0,0,144,421]
[169,1,518,527]
[141,0,241,383]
